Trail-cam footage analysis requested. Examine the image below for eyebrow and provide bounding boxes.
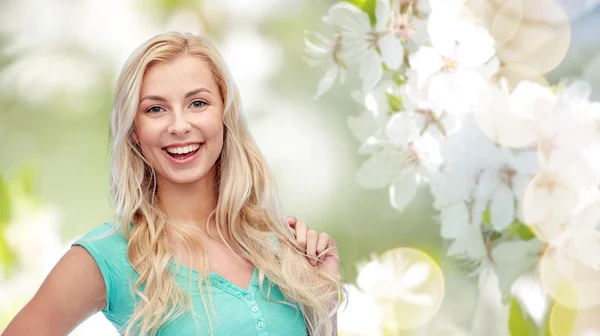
[139,88,212,103]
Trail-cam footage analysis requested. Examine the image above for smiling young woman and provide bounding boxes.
[2,32,342,336]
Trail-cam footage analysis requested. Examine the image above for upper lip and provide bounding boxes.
[162,142,203,149]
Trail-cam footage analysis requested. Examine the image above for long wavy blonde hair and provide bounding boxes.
[108,32,342,335]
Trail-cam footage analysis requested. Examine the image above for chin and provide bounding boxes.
[166,171,210,185]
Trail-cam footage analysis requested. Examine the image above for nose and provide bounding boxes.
[167,110,191,135]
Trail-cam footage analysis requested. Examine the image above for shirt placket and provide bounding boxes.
[211,272,269,336]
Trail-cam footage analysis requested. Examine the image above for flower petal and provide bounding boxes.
[409,46,444,77]
[427,9,458,57]
[399,262,431,290]
[379,34,404,69]
[374,0,391,31]
[455,22,495,68]
[356,151,397,189]
[389,170,418,212]
[511,150,540,175]
[399,290,434,306]
[360,50,383,92]
[327,2,371,33]
[447,225,487,259]
[386,112,417,146]
[356,259,387,292]
[490,185,516,231]
[338,284,383,335]
[314,64,338,99]
[440,203,469,239]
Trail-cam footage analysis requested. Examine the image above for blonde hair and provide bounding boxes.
[108,31,342,335]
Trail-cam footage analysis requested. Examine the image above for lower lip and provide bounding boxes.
[163,145,203,165]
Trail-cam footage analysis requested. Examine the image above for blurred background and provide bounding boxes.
[0,0,598,334]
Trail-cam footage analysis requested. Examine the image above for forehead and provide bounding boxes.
[140,55,219,96]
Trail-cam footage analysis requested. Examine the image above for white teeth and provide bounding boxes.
[166,143,200,154]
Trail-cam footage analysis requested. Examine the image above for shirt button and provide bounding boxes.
[244,293,251,300]
[257,321,265,328]
[252,282,258,287]
[251,306,258,312]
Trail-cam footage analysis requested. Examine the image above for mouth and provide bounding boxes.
[162,142,203,163]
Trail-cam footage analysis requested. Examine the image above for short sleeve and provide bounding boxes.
[71,222,126,314]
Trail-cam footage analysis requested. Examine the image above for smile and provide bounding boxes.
[162,142,203,164]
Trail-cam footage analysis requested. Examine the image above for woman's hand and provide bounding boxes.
[286,216,339,278]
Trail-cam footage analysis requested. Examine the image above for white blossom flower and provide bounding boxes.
[389,0,429,50]
[431,166,488,260]
[305,29,347,98]
[387,70,462,146]
[539,240,600,310]
[477,148,540,231]
[342,249,444,333]
[308,0,600,313]
[337,284,383,336]
[356,130,440,213]
[424,0,496,74]
[408,0,499,114]
[538,84,600,173]
[327,0,404,91]
[474,79,556,148]
[552,190,600,269]
[430,117,504,260]
[351,79,442,212]
[521,167,588,243]
[356,254,433,305]
[347,87,391,143]
[438,115,498,165]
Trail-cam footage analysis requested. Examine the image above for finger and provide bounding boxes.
[306,229,319,266]
[287,215,297,227]
[316,232,331,258]
[295,220,308,252]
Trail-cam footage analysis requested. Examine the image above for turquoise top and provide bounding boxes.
[71,223,308,335]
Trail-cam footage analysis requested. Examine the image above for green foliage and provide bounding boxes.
[0,174,9,227]
[0,173,16,278]
[505,219,536,241]
[392,72,407,86]
[482,208,492,228]
[508,296,541,336]
[482,208,535,241]
[387,92,404,113]
[0,230,16,278]
[12,163,36,198]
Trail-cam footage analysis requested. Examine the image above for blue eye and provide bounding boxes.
[190,100,207,109]
[146,106,163,114]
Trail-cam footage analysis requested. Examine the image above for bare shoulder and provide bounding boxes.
[2,246,106,336]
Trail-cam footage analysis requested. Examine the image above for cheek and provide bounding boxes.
[135,119,160,146]
[134,120,164,164]
[201,112,224,141]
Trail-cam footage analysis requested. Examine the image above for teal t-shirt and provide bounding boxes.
[72,223,308,335]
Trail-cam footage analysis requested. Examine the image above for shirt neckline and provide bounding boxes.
[171,261,259,294]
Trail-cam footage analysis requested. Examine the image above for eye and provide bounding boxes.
[190,100,207,109]
[146,106,164,114]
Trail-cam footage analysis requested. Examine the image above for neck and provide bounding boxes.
[156,168,218,233]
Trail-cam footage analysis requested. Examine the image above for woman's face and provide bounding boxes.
[134,55,224,186]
